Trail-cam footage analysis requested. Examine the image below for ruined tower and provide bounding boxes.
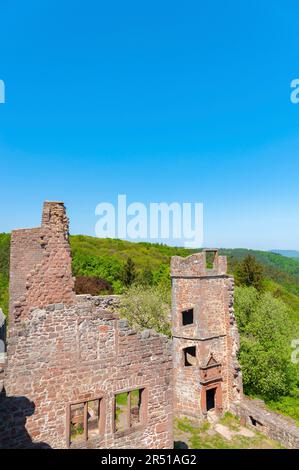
[9,201,75,324]
[171,249,242,420]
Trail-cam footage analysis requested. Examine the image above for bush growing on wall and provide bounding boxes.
[119,284,171,337]
[74,276,113,295]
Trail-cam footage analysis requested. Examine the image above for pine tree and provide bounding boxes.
[122,257,137,287]
[236,254,264,291]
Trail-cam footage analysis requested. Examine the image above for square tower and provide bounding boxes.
[171,250,242,420]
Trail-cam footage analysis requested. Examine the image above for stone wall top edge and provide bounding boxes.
[75,294,121,300]
[170,252,227,276]
[171,274,231,279]
[43,201,65,204]
[11,227,41,235]
[171,252,204,264]
[19,303,171,342]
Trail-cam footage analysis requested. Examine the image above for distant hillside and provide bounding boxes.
[2,233,299,311]
[70,235,196,271]
[71,236,299,276]
[219,248,299,297]
[71,237,299,297]
[271,250,299,259]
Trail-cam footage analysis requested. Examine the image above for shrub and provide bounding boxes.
[152,264,171,289]
[72,253,123,285]
[235,286,298,400]
[74,276,113,295]
[119,284,171,336]
[121,257,137,287]
[235,255,264,291]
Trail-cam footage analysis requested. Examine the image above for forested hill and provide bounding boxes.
[70,235,299,295]
[271,250,299,259]
[2,233,299,312]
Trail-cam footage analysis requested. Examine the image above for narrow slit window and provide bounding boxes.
[183,346,196,367]
[182,308,194,326]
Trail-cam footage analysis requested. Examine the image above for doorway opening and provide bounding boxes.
[206,388,216,411]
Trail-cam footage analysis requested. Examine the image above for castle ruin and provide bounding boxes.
[0,201,245,448]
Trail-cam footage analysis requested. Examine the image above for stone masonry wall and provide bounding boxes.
[0,309,6,394]
[9,202,75,324]
[231,398,299,449]
[2,201,173,449]
[171,250,242,420]
[1,299,173,449]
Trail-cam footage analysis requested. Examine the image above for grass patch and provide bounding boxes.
[174,416,282,449]
[267,393,299,426]
[115,392,128,406]
[219,411,241,431]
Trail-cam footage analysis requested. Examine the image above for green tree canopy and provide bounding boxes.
[121,257,137,287]
[119,284,171,336]
[236,254,264,290]
[234,286,298,400]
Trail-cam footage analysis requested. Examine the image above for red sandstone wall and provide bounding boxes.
[171,250,227,278]
[9,202,75,324]
[1,301,173,449]
[9,228,44,321]
[3,202,173,449]
[171,251,242,420]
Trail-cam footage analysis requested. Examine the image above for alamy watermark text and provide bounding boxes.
[0,80,5,104]
[95,195,203,248]
[290,79,299,104]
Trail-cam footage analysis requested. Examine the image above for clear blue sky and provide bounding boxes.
[0,0,299,249]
